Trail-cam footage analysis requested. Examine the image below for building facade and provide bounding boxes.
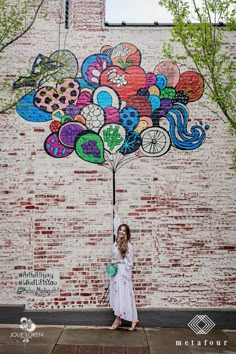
[0,0,235,317]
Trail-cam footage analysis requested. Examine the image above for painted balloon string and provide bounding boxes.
[103,151,139,172]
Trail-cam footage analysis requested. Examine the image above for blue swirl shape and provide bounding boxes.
[165,103,206,150]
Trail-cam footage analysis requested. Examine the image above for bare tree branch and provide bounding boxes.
[0,0,45,54]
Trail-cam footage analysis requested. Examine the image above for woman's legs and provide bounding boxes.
[128,319,140,331]
[109,316,122,330]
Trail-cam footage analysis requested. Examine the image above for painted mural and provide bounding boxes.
[15,43,208,171]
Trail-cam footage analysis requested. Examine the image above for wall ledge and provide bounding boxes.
[0,306,235,328]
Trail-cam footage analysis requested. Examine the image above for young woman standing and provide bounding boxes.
[109,224,139,330]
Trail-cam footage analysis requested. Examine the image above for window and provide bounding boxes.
[105,0,173,25]
[105,0,233,26]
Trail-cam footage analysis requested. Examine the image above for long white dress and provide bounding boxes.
[109,241,138,322]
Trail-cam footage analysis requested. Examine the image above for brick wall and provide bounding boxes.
[0,0,235,310]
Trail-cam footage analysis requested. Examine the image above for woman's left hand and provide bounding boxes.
[111,259,120,264]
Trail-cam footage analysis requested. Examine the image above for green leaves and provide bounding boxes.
[117,58,133,69]
[0,0,45,54]
[0,0,48,113]
[159,0,236,136]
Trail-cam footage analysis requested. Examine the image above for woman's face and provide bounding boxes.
[118,225,127,239]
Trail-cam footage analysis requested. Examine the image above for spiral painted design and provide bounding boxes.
[165,103,206,150]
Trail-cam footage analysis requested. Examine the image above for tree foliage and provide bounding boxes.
[0,0,46,113]
[0,0,45,53]
[159,0,236,134]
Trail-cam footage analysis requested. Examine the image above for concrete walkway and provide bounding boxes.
[0,324,235,354]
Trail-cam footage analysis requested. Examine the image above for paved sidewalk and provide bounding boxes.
[0,324,235,354]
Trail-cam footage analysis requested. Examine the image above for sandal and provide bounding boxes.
[109,317,122,330]
[128,320,140,331]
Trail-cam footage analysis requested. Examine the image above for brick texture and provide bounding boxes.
[0,0,235,310]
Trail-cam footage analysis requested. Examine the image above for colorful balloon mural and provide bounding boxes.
[15,43,208,171]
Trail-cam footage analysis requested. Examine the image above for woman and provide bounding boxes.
[109,223,139,330]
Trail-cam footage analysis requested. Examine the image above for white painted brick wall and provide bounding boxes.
[0,0,235,309]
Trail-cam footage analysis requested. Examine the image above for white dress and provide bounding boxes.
[109,241,138,322]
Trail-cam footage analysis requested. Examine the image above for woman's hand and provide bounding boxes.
[111,259,120,264]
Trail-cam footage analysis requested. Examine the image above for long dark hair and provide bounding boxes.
[116,224,131,258]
